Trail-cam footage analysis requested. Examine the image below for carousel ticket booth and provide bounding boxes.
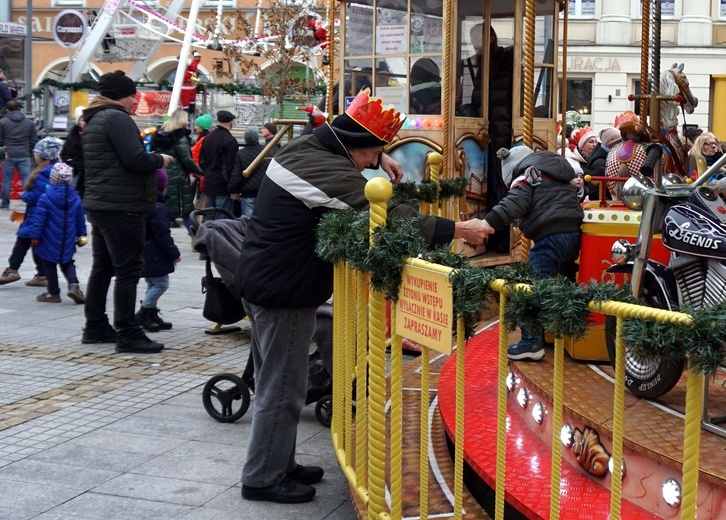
[338,0,563,266]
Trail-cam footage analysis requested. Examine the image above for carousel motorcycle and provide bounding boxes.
[604,144,726,399]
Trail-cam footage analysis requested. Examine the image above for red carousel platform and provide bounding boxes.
[435,324,726,519]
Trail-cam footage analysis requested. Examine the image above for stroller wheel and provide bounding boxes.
[202,373,251,423]
[314,395,332,427]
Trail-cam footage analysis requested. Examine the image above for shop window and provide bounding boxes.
[635,0,675,18]
[560,78,592,126]
[721,0,726,19]
[568,0,596,18]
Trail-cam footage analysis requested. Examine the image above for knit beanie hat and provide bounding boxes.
[33,137,62,161]
[50,162,73,185]
[496,145,534,186]
[194,113,213,131]
[263,122,278,135]
[599,127,622,150]
[244,126,260,146]
[98,70,137,100]
[155,168,168,193]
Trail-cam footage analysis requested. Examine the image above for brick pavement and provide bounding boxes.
[0,212,357,520]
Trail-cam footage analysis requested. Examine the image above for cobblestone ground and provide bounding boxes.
[0,211,356,520]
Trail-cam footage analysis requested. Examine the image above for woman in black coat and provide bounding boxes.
[60,106,86,197]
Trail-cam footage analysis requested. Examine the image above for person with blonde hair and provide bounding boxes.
[151,109,202,232]
[689,132,723,174]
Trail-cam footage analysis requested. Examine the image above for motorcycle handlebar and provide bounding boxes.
[640,144,663,177]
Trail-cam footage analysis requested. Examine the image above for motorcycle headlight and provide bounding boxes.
[662,173,685,187]
[621,173,655,211]
[611,239,634,265]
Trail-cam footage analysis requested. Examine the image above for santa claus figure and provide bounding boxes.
[308,18,329,65]
[180,51,202,115]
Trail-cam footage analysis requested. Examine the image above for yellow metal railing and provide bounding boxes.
[330,178,704,520]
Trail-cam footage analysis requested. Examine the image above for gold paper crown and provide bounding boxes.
[614,110,638,128]
[570,126,594,146]
[345,88,406,143]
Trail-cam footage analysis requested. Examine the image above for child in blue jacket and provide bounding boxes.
[135,169,181,332]
[0,136,62,286]
[29,162,87,303]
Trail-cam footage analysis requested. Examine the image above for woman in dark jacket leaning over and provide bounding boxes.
[151,110,202,233]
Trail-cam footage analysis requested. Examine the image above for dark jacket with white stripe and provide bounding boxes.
[234,123,455,309]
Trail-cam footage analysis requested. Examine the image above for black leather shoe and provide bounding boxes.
[81,324,118,344]
[287,464,324,485]
[241,478,315,504]
[115,335,164,353]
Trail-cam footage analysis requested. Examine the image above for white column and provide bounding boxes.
[679,0,712,47]
[596,0,631,45]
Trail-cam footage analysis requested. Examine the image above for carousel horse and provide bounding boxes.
[605,63,698,198]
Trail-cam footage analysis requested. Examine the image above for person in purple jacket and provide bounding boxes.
[29,162,87,304]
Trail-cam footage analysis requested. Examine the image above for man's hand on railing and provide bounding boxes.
[453,218,495,245]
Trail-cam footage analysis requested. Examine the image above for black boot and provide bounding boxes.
[149,307,172,330]
[135,305,160,333]
[116,334,164,354]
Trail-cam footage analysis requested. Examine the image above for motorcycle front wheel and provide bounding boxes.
[604,289,685,399]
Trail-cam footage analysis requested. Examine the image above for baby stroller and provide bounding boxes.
[190,208,333,427]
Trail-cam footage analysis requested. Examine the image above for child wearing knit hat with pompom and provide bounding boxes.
[484,147,584,361]
[28,162,87,303]
[0,136,64,286]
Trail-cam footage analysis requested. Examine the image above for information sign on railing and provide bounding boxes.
[395,264,453,354]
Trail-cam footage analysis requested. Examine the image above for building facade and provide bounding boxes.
[4,0,726,138]
[563,0,726,137]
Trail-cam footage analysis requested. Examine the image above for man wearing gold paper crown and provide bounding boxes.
[234,88,491,505]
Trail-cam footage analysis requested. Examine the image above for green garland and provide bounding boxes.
[392,178,467,207]
[622,302,726,376]
[35,78,264,96]
[314,206,726,374]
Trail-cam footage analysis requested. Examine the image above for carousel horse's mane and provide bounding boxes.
[660,63,698,131]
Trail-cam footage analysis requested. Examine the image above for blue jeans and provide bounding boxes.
[141,275,169,308]
[43,259,79,296]
[1,157,31,206]
[84,210,145,336]
[205,194,234,220]
[240,197,255,217]
[241,300,317,488]
[528,232,582,282]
